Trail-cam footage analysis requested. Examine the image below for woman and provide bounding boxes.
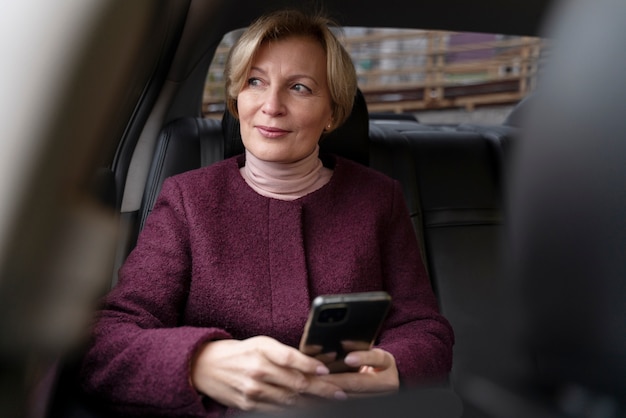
[81,10,454,417]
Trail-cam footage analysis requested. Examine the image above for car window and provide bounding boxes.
[203,28,547,125]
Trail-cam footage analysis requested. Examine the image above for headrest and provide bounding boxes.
[222,88,370,165]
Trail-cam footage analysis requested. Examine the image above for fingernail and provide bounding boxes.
[344,354,359,366]
[334,391,348,400]
[316,365,330,375]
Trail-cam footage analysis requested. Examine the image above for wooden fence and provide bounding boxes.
[203,29,546,116]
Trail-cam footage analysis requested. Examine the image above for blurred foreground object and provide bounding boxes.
[0,1,166,416]
[505,0,626,415]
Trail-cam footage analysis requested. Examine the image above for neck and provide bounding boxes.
[240,146,332,200]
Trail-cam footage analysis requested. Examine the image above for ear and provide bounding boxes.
[325,117,334,132]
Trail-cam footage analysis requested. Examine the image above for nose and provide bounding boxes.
[261,86,286,116]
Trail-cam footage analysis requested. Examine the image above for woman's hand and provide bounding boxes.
[319,348,400,397]
[190,336,347,412]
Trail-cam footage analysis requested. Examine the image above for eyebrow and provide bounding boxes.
[249,66,320,88]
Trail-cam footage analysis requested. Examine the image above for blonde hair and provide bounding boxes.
[224,10,357,132]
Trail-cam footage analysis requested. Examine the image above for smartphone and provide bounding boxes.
[299,291,392,373]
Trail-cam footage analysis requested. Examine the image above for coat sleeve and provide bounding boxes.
[80,177,232,417]
[375,180,455,385]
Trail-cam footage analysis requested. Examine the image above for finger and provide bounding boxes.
[254,362,347,401]
[227,365,304,411]
[344,348,392,370]
[301,346,341,365]
[316,349,399,395]
[238,372,346,407]
[237,382,300,411]
[261,342,330,375]
[302,376,349,401]
[320,372,397,396]
[341,340,372,352]
[313,351,337,364]
[300,344,323,356]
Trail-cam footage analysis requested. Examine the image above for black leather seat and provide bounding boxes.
[369,123,425,263]
[370,124,506,405]
[137,117,223,233]
[407,130,503,387]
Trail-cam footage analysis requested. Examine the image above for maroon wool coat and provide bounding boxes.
[80,155,454,417]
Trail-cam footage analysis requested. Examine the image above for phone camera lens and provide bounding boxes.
[318,307,348,324]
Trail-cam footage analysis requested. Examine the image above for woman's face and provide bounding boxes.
[237,36,333,163]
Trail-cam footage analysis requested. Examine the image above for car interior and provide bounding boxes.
[1,0,624,417]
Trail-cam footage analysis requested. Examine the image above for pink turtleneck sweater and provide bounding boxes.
[240,146,333,201]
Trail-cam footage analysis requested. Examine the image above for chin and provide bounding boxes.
[249,149,294,163]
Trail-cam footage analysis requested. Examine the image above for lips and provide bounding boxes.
[256,125,291,138]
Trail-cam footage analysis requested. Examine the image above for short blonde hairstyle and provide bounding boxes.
[224,10,357,132]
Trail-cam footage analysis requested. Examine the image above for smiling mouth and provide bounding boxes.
[256,125,290,138]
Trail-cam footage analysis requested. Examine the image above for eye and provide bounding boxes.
[247,77,263,87]
[292,83,312,94]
